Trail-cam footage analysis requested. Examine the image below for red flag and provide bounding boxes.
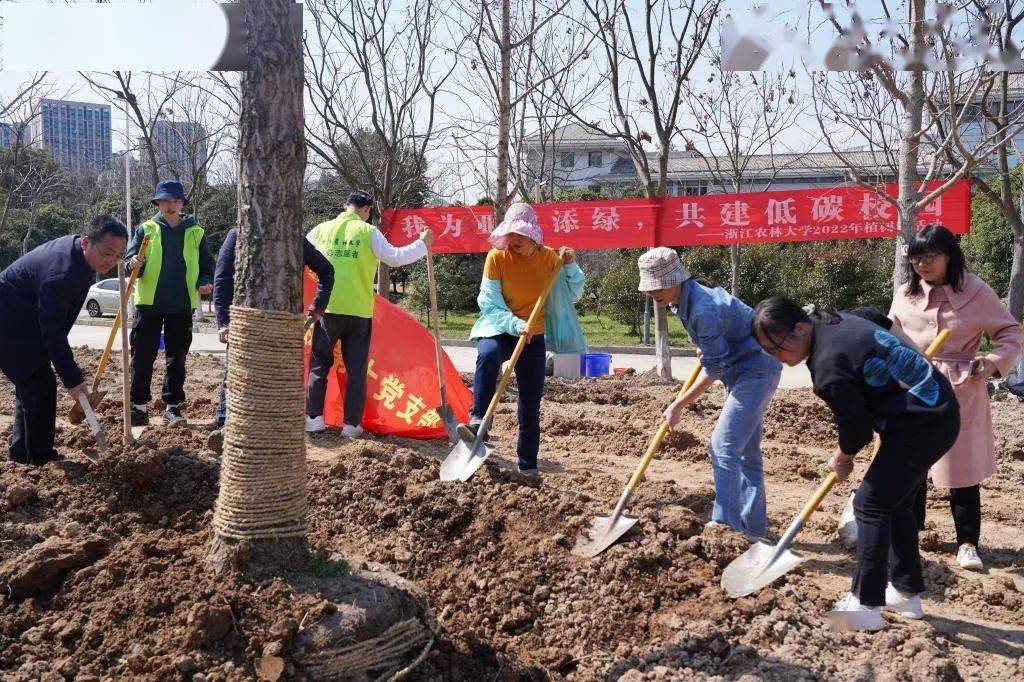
[303,274,473,439]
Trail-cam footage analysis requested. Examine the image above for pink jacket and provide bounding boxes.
[890,272,1024,488]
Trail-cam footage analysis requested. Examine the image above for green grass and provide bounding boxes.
[399,304,693,348]
[306,551,349,578]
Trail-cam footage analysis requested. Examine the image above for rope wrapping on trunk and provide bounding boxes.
[213,305,309,539]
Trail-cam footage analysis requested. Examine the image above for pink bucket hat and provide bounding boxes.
[489,202,544,249]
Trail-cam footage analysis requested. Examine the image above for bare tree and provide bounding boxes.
[17,153,68,256]
[677,49,803,295]
[562,0,720,200]
[512,20,595,201]
[812,0,1024,290]
[149,83,236,212]
[79,71,187,190]
[455,0,596,218]
[305,0,456,298]
[934,1,1024,320]
[0,72,52,239]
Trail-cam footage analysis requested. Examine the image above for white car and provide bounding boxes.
[83,278,123,317]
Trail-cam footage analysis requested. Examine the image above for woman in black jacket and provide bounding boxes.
[750,296,959,631]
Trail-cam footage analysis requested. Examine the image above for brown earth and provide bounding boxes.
[2,350,1024,680]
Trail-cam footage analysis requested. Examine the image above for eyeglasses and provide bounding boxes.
[757,330,795,358]
[909,252,941,266]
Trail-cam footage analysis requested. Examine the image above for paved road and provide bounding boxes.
[68,322,813,388]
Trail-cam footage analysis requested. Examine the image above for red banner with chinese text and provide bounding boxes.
[381,180,970,252]
[302,276,473,440]
[383,198,661,252]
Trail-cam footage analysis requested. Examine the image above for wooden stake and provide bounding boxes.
[118,259,134,446]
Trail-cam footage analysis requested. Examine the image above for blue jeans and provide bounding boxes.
[471,334,546,470]
[708,369,780,540]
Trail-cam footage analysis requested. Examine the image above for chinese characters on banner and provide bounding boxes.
[381,180,970,252]
[302,275,473,440]
[385,199,661,251]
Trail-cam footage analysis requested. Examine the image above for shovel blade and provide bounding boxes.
[68,390,106,425]
[439,435,493,482]
[721,541,805,598]
[437,403,460,443]
[571,513,639,558]
[838,493,858,547]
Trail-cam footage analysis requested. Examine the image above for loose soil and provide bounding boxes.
[2,350,1024,680]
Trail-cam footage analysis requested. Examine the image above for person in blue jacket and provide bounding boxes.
[636,247,782,541]
[212,227,335,430]
[0,215,129,464]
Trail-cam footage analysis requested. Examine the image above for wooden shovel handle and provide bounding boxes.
[480,248,566,423]
[92,235,150,392]
[625,361,703,493]
[799,328,953,523]
[425,247,447,402]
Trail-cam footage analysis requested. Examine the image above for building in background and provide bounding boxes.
[0,122,28,150]
[146,119,208,187]
[521,124,898,197]
[29,98,111,173]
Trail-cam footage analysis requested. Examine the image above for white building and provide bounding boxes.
[521,123,629,194]
[521,124,901,197]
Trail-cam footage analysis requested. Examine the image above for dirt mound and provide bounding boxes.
[3,347,1024,679]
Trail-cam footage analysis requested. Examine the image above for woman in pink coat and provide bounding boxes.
[889,225,1024,571]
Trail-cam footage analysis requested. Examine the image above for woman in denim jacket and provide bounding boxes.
[637,247,782,540]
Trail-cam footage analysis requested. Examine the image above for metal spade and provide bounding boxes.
[572,362,703,558]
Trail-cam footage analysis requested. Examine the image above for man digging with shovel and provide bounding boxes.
[751,297,960,632]
[0,215,129,464]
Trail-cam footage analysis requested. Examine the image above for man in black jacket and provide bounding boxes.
[212,227,335,429]
[0,215,129,464]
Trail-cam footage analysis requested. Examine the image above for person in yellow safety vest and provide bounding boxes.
[304,190,434,436]
[124,180,214,427]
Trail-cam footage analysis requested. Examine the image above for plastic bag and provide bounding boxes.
[544,266,587,354]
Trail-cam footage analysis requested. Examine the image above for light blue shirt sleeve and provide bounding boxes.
[470,277,524,339]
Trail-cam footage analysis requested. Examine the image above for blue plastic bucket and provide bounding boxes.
[581,353,612,377]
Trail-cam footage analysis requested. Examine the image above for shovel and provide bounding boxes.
[439,248,565,482]
[70,235,151,424]
[425,247,460,442]
[837,329,951,546]
[572,362,704,558]
[77,392,109,458]
[724,328,954,597]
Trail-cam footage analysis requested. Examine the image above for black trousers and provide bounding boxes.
[914,482,981,547]
[7,363,59,464]
[129,307,193,406]
[852,418,960,606]
[305,313,372,426]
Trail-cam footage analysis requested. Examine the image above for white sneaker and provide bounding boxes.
[341,424,364,438]
[884,583,924,619]
[305,416,325,433]
[957,543,984,571]
[826,593,885,632]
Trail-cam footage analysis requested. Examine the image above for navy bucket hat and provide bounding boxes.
[151,180,189,206]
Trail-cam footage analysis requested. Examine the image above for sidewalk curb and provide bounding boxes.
[76,317,697,356]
